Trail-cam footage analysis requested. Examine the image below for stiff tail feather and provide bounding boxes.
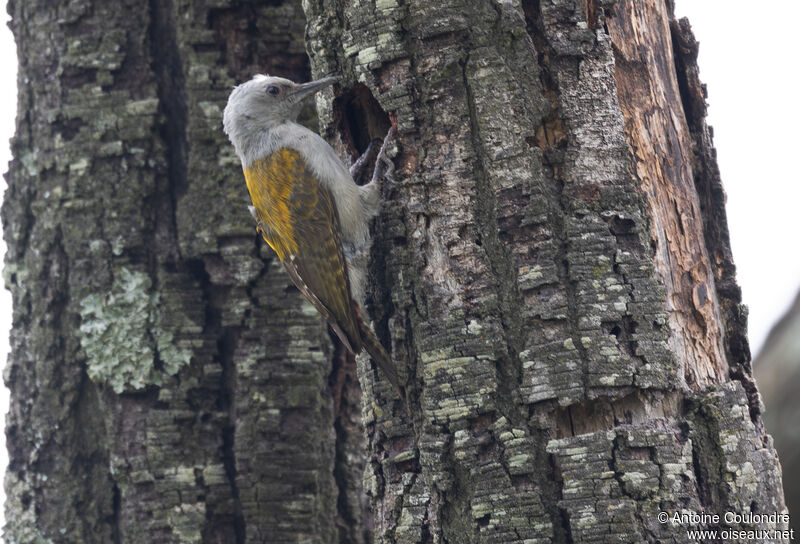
[354,310,403,399]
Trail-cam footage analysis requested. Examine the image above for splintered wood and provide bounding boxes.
[607,0,729,389]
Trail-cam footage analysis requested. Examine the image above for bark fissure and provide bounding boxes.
[460,51,526,423]
[330,341,369,544]
[111,481,122,544]
[522,0,593,405]
[219,328,247,544]
[461,25,575,540]
[148,0,188,264]
[185,255,247,542]
[687,408,721,510]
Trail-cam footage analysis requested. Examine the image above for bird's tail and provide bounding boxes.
[354,309,403,399]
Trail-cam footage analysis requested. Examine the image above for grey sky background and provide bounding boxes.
[0,0,797,535]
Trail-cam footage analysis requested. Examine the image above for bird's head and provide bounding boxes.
[223,74,337,140]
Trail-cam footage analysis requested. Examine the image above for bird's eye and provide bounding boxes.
[266,85,280,96]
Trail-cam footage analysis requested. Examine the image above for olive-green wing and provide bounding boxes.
[245,147,362,354]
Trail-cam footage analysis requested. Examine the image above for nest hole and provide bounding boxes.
[335,82,391,158]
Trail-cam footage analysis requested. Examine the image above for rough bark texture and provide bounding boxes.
[300,0,786,541]
[2,0,788,543]
[3,0,367,542]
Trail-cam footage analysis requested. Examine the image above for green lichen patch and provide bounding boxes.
[78,267,191,393]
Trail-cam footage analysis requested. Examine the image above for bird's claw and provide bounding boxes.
[371,127,396,185]
[349,139,378,179]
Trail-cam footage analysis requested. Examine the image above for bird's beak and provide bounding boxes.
[291,76,339,102]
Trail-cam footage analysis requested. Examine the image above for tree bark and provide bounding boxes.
[303,0,788,541]
[2,0,787,543]
[4,1,366,542]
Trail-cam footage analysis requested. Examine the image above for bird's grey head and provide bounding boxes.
[223,74,337,157]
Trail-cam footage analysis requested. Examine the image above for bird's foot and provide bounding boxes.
[349,139,379,180]
[371,126,396,185]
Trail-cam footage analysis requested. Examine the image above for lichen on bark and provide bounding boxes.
[78,267,192,393]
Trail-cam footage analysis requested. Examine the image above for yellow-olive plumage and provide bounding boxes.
[244,148,361,354]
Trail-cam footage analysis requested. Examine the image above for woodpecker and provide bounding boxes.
[223,74,401,397]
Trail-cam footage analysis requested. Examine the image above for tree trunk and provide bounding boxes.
[303,0,788,541]
[3,0,787,544]
[4,0,366,542]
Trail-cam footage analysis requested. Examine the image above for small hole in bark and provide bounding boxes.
[284,284,299,295]
[334,82,391,158]
[59,118,84,142]
[393,459,419,474]
[608,216,636,235]
[608,216,641,254]
[603,318,638,355]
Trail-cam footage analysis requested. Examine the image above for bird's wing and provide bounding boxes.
[244,147,362,354]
